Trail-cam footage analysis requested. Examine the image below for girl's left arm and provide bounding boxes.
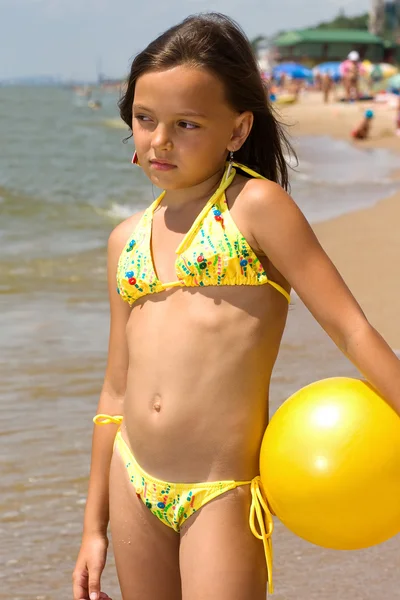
[249,181,400,415]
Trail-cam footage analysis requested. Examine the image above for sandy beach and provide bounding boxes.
[280,92,400,349]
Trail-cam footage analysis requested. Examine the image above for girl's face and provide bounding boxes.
[132,65,252,190]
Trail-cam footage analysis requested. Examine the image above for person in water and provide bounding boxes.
[72,13,400,600]
[351,109,374,140]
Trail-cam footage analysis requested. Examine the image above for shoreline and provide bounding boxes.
[281,93,400,348]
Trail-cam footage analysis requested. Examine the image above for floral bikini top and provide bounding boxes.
[116,162,291,305]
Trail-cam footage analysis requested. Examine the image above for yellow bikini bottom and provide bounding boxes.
[94,414,274,594]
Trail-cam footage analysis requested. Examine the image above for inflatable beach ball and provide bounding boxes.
[260,378,400,550]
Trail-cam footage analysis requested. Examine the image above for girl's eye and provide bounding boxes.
[134,115,152,123]
[178,121,198,130]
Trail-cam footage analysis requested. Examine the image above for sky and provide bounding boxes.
[0,0,370,81]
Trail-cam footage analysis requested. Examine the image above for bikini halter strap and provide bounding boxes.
[232,162,266,181]
[149,161,265,210]
[178,162,267,254]
[147,162,267,255]
[150,161,239,214]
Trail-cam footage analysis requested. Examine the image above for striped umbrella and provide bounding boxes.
[363,62,398,80]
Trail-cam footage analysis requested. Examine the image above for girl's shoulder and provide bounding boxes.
[108,209,146,256]
[230,175,307,256]
[230,174,294,216]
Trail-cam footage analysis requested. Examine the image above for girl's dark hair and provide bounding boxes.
[119,12,295,190]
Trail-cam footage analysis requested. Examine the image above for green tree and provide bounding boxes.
[315,12,369,30]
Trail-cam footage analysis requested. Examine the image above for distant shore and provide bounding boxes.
[280,92,400,349]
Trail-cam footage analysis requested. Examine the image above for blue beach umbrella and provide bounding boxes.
[313,61,342,82]
[273,62,313,80]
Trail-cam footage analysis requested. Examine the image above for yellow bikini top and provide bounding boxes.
[117,162,290,305]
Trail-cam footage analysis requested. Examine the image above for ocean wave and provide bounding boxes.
[101,118,129,130]
[94,202,135,221]
[293,172,394,185]
[0,249,107,293]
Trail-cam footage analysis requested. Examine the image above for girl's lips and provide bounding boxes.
[150,160,177,171]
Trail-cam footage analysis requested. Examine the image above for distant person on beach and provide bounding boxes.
[313,69,322,91]
[278,71,286,90]
[321,72,333,103]
[341,51,361,101]
[72,13,400,600]
[352,109,374,140]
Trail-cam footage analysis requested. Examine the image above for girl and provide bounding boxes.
[72,13,400,600]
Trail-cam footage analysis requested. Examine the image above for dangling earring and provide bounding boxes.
[226,150,234,179]
[131,151,139,165]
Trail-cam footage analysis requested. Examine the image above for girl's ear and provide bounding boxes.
[228,111,254,152]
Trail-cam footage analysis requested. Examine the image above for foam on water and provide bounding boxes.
[96,200,148,221]
[291,136,400,223]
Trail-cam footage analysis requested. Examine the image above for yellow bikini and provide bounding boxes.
[103,163,286,593]
[116,162,290,305]
[94,414,275,594]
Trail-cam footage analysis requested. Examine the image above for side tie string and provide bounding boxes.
[93,414,123,426]
[93,416,275,594]
[249,476,275,594]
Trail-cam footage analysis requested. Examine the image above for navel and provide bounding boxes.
[150,393,162,413]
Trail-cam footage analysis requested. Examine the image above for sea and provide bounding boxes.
[1,86,399,600]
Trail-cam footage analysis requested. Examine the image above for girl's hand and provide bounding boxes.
[72,533,111,600]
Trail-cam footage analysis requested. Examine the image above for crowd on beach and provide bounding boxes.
[264,50,400,139]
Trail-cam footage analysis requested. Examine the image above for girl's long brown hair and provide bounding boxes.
[119,12,295,190]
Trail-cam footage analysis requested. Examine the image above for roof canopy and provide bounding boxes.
[275,29,383,47]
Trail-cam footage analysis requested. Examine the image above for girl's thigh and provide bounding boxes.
[179,486,267,600]
[109,451,182,600]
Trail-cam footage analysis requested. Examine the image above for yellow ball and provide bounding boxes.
[260,377,400,550]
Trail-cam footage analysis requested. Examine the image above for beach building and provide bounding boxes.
[385,39,400,63]
[273,29,386,64]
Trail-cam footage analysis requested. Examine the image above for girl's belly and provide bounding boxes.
[122,286,288,482]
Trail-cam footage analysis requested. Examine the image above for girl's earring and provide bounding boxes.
[131,151,139,165]
[226,150,234,179]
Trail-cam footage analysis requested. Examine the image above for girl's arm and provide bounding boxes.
[248,180,400,415]
[73,221,133,600]
[82,225,132,536]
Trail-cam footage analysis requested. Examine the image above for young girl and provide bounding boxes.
[72,13,400,600]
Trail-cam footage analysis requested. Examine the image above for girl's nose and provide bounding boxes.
[151,124,173,152]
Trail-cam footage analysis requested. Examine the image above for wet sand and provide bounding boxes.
[280,93,400,349]
[313,191,400,348]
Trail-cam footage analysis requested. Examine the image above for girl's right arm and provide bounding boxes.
[73,218,137,600]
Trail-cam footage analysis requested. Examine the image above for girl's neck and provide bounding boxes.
[161,165,225,211]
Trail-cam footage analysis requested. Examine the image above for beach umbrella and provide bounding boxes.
[273,62,313,80]
[313,62,342,82]
[361,60,373,73]
[362,62,398,80]
[386,73,400,91]
[370,64,383,80]
[380,63,398,79]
